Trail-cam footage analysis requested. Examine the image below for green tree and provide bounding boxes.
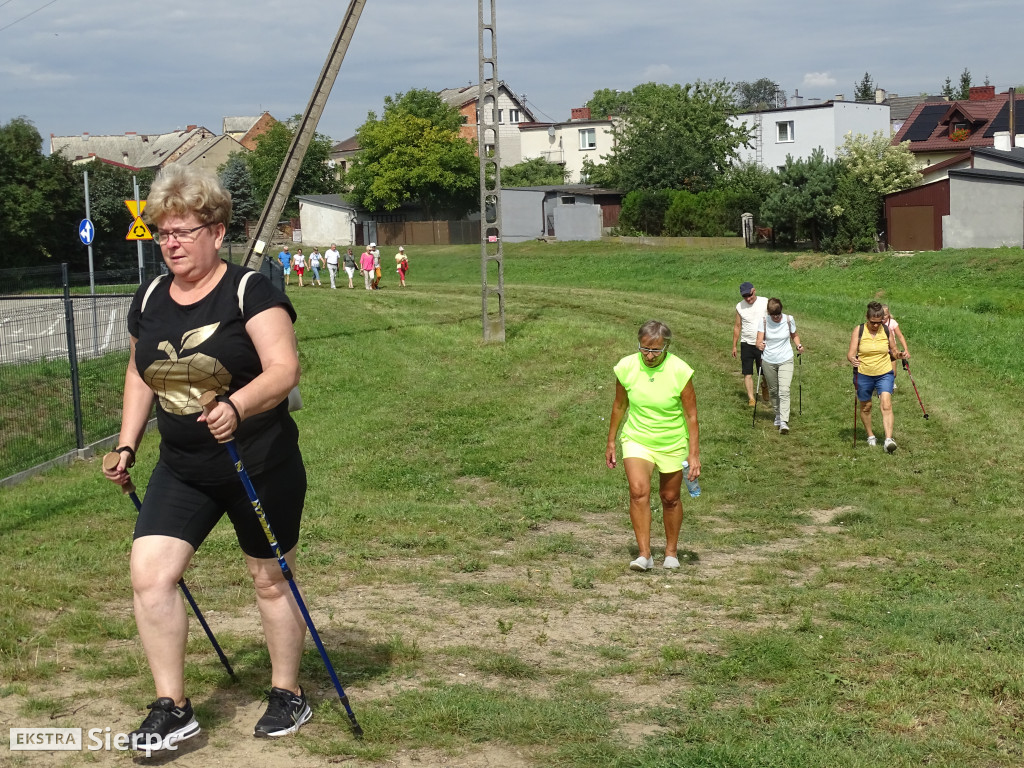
[958,68,972,99]
[245,116,340,217]
[825,132,919,253]
[759,148,838,250]
[344,89,478,218]
[734,78,784,111]
[0,117,82,268]
[836,132,919,197]
[618,189,673,235]
[598,81,749,193]
[854,72,875,102]
[941,77,954,100]
[84,161,156,269]
[585,88,631,118]
[219,153,259,240]
[501,157,567,187]
[715,160,780,231]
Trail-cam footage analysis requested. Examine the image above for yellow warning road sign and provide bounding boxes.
[124,200,153,241]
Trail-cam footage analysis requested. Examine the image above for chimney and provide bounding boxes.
[186,124,197,131]
[968,86,996,101]
[834,94,845,101]
[1009,88,1016,148]
[874,88,887,104]
[125,131,137,138]
[82,132,89,141]
[791,89,803,106]
[570,107,591,120]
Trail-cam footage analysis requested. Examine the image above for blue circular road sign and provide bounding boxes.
[79,219,95,246]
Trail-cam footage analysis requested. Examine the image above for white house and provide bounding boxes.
[296,194,358,247]
[518,108,616,183]
[733,99,891,170]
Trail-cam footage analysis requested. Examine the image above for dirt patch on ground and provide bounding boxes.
[2,505,855,767]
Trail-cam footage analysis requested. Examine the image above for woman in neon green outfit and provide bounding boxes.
[606,320,701,571]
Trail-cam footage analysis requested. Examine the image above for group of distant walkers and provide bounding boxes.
[276,242,409,290]
[606,281,912,572]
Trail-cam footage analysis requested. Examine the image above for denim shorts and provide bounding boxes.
[856,370,894,401]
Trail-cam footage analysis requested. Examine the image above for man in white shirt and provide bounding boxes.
[731,281,770,406]
[324,243,341,289]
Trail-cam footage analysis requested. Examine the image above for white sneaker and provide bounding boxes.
[629,556,654,572]
[779,422,789,434]
[663,556,680,569]
[884,437,898,454]
[866,436,877,447]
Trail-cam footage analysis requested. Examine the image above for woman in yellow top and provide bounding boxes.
[606,320,700,571]
[847,301,909,453]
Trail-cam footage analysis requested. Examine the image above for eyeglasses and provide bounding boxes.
[154,223,212,244]
[638,343,668,355]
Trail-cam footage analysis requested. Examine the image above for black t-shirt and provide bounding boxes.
[127,262,299,481]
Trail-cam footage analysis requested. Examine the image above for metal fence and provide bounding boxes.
[0,263,148,485]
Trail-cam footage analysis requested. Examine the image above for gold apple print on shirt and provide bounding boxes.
[143,322,232,414]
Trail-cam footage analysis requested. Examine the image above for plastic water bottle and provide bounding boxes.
[682,461,701,498]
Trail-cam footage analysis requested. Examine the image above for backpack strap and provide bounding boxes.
[139,274,167,314]
[237,270,256,317]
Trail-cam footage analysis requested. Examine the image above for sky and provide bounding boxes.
[2,0,1021,152]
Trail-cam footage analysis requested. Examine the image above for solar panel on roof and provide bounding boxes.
[904,104,949,142]
[981,100,1024,137]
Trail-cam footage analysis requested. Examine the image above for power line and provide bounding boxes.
[0,0,59,34]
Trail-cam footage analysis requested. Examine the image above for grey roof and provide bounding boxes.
[222,116,263,134]
[972,146,1024,165]
[296,194,358,211]
[50,127,216,169]
[437,82,535,121]
[888,95,947,122]
[174,134,245,165]
[505,184,622,195]
[948,167,1024,184]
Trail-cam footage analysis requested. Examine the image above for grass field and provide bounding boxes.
[2,241,1023,767]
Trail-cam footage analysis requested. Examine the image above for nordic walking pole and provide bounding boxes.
[852,369,858,448]
[902,360,929,419]
[198,392,363,738]
[102,452,237,681]
[752,365,762,428]
[798,354,802,416]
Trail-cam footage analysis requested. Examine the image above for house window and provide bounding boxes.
[777,121,794,142]
[497,109,503,124]
[579,128,596,150]
[561,196,576,205]
[509,109,521,123]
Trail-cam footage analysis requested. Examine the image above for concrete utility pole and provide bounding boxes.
[478,0,505,343]
[242,0,366,271]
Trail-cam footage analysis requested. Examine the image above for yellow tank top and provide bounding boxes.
[858,326,891,376]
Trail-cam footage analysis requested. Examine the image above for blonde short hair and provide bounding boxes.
[145,163,232,227]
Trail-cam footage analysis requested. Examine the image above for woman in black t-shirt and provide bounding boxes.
[102,164,312,751]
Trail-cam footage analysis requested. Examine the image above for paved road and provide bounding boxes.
[0,294,133,365]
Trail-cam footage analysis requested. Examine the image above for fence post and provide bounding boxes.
[62,263,86,450]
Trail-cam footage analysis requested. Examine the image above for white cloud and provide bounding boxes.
[803,72,837,88]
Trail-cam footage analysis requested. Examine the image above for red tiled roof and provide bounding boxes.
[893,93,1024,153]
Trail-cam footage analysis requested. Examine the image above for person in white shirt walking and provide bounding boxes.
[324,244,340,289]
[732,281,770,406]
[755,297,804,434]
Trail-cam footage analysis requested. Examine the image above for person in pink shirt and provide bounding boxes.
[882,304,909,385]
[359,247,375,290]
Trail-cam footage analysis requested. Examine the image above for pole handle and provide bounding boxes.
[102,451,137,495]
[198,391,236,444]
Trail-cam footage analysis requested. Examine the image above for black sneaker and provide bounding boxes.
[129,697,200,754]
[254,687,312,738]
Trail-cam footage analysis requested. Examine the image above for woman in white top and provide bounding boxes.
[756,297,803,434]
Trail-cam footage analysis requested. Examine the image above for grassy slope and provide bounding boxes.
[2,242,1023,767]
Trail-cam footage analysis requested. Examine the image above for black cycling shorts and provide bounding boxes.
[740,342,763,376]
[134,450,306,559]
